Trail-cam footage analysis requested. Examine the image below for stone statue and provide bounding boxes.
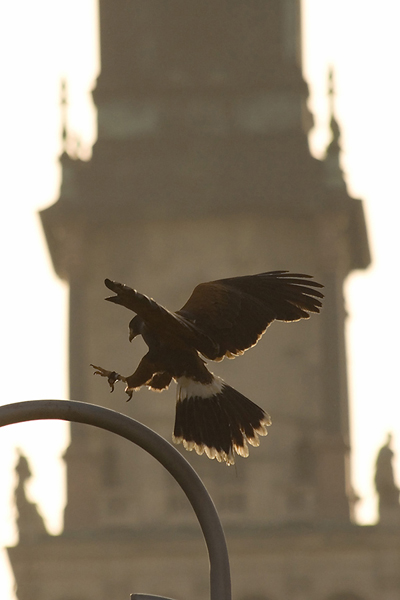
[14,449,47,539]
[374,433,400,523]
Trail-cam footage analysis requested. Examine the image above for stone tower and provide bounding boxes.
[10,3,398,600]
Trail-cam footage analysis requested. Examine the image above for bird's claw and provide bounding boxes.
[125,387,133,402]
[90,364,126,393]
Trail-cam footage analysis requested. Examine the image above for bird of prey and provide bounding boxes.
[91,271,323,465]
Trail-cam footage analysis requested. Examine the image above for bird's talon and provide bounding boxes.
[107,371,121,387]
[90,363,112,378]
[90,364,125,392]
[125,387,133,402]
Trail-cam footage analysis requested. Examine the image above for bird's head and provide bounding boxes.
[128,316,142,342]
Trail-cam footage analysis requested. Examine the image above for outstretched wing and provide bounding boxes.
[176,271,324,361]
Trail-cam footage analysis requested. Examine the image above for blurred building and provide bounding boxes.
[8,1,400,599]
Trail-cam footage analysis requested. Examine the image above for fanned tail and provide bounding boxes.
[173,376,271,465]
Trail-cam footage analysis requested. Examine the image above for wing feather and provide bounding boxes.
[176,271,323,360]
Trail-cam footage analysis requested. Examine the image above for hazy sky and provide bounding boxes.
[1,1,399,598]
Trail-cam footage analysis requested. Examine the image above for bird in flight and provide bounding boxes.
[91,271,323,465]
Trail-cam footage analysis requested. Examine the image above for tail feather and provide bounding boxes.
[173,376,271,465]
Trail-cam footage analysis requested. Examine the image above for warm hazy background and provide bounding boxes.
[1,1,399,598]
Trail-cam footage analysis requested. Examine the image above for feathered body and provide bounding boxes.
[91,271,323,465]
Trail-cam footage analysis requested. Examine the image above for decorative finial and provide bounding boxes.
[60,78,69,152]
[328,67,334,103]
[323,67,345,188]
[327,67,340,149]
[59,78,84,159]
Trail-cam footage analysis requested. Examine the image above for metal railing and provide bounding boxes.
[0,399,232,600]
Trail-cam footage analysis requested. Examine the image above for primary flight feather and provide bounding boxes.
[91,271,323,465]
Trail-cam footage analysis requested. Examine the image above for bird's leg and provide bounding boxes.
[90,353,159,402]
[90,364,127,392]
[124,353,159,401]
[148,371,173,391]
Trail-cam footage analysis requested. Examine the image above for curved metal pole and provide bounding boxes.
[0,400,231,600]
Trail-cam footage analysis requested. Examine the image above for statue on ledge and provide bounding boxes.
[374,433,400,524]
